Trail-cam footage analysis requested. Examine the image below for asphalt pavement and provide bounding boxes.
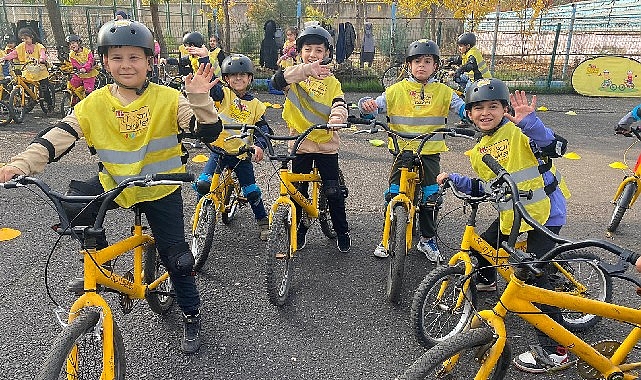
[1,91,640,379]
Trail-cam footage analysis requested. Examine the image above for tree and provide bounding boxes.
[147,0,167,58]
[45,0,66,49]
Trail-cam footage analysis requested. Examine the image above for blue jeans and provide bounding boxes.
[202,153,268,220]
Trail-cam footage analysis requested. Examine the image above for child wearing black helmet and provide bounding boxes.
[447,32,491,94]
[0,19,223,355]
[359,39,467,263]
[436,78,571,373]
[270,24,351,253]
[66,34,98,102]
[194,53,271,240]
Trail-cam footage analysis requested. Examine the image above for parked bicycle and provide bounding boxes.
[607,125,641,235]
[350,116,476,304]
[399,154,641,380]
[410,177,611,349]
[58,68,88,117]
[1,173,193,380]
[0,76,13,125]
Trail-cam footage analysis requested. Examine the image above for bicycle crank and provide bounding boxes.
[119,270,135,314]
[576,340,629,379]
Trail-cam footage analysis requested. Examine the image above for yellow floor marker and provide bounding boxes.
[0,228,21,241]
[192,154,209,163]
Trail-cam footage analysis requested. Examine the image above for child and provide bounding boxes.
[0,19,223,355]
[1,36,17,77]
[66,34,98,103]
[359,39,466,262]
[270,25,351,253]
[616,103,641,136]
[435,78,571,373]
[208,34,226,77]
[0,27,53,107]
[447,32,491,94]
[195,54,271,241]
[178,31,205,76]
[277,27,297,69]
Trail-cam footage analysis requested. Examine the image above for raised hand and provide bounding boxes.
[184,63,219,94]
[505,90,536,125]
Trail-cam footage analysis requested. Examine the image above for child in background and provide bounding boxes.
[447,32,491,94]
[195,54,271,241]
[66,34,98,103]
[207,34,226,77]
[436,78,571,373]
[359,39,466,263]
[271,25,351,253]
[1,36,17,77]
[277,27,297,69]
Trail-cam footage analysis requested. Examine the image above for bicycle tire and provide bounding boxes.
[221,178,241,225]
[381,64,405,88]
[555,250,612,331]
[386,205,408,304]
[39,82,56,114]
[37,310,125,380]
[319,169,345,239]
[410,264,477,349]
[265,205,294,306]
[59,91,72,117]
[191,197,216,272]
[0,100,13,126]
[144,242,174,314]
[399,327,511,380]
[607,180,637,233]
[8,86,25,123]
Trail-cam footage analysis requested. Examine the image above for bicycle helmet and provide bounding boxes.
[66,34,81,44]
[465,78,510,110]
[405,39,440,63]
[296,25,333,52]
[97,20,154,56]
[221,54,255,76]
[457,32,477,47]
[182,31,205,47]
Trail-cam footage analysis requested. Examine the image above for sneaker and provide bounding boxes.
[297,225,308,250]
[513,345,570,373]
[258,218,270,241]
[373,243,389,258]
[182,312,201,354]
[476,281,497,292]
[417,237,443,263]
[337,232,351,253]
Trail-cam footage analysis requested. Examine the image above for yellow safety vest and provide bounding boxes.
[385,80,452,154]
[469,121,570,234]
[15,42,49,81]
[208,48,222,77]
[74,84,184,208]
[213,87,266,156]
[70,47,98,78]
[462,46,491,80]
[283,75,343,144]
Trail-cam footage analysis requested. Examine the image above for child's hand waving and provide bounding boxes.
[505,90,536,125]
[184,63,219,94]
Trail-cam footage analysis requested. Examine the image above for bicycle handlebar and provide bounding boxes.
[255,123,349,162]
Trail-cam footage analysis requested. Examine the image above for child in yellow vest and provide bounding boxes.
[359,39,466,263]
[436,78,571,374]
[447,32,491,94]
[0,20,223,355]
[66,35,98,102]
[194,54,271,240]
[270,25,351,253]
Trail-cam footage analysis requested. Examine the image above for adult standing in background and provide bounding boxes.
[208,35,226,78]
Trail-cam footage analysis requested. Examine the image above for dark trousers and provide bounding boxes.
[203,153,268,220]
[66,176,200,313]
[291,153,348,235]
[473,218,563,351]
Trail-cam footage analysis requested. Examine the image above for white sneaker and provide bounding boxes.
[513,345,570,373]
[373,243,388,258]
[417,237,443,263]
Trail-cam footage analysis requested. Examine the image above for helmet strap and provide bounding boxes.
[113,78,150,96]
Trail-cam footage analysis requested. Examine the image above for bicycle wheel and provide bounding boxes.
[265,205,294,306]
[39,82,56,114]
[411,264,477,349]
[191,197,217,272]
[9,86,25,123]
[37,310,125,380]
[221,177,242,225]
[0,100,13,126]
[387,205,408,304]
[381,64,405,88]
[399,327,511,380]
[144,242,174,314]
[607,180,637,233]
[554,250,612,331]
[59,91,72,117]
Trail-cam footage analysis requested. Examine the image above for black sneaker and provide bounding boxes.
[297,225,308,250]
[182,313,201,354]
[337,232,351,253]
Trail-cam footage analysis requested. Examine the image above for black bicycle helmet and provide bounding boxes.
[465,78,510,110]
[97,20,154,56]
[66,34,81,44]
[457,32,477,47]
[182,31,205,47]
[405,39,440,63]
[295,25,333,52]
[221,54,255,76]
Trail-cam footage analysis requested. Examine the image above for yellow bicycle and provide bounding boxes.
[8,61,56,123]
[1,173,193,380]
[399,154,641,380]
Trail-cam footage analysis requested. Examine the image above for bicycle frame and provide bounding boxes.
[192,165,236,227]
[380,165,419,255]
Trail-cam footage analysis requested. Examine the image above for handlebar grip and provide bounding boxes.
[347,115,373,125]
[620,248,641,266]
[451,128,476,137]
[482,154,506,176]
[152,173,195,182]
